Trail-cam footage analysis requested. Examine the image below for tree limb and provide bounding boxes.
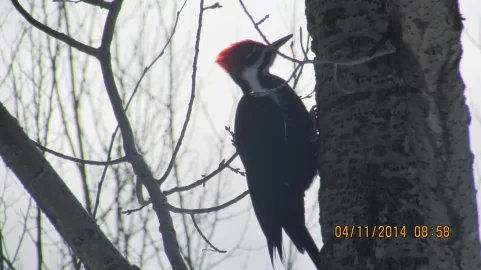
[11,0,99,57]
[34,140,127,166]
[95,1,188,269]
[0,102,137,270]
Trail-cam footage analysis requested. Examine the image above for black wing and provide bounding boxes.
[235,94,286,262]
[234,85,317,266]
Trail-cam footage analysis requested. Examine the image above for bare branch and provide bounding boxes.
[96,0,188,268]
[127,0,188,112]
[163,153,238,195]
[238,0,395,66]
[11,0,99,57]
[203,2,222,11]
[158,0,205,185]
[99,0,122,52]
[292,28,309,90]
[168,190,249,214]
[464,27,481,48]
[121,204,148,215]
[255,14,269,26]
[238,0,268,43]
[190,214,226,253]
[3,0,255,268]
[34,141,127,166]
[0,103,138,270]
[126,0,187,207]
[91,128,121,220]
[96,0,188,223]
[0,233,16,270]
[12,199,33,264]
[226,164,245,176]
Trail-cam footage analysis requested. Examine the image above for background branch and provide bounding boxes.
[190,214,226,253]
[163,153,238,195]
[168,191,249,215]
[95,0,188,269]
[34,141,127,166]
[158,0,205,185]
[11,0,98,57]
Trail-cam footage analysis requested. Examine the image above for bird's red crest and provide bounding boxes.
[216,40,262,73]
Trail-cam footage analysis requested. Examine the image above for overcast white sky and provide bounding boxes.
[0,0,480,269]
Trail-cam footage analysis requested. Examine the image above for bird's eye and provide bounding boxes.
[245,49,256,59]
[244,48,259,66]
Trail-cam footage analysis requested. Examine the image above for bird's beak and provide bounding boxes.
[270,34,293,49]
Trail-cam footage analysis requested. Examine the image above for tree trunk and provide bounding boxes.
[305,0,481,269]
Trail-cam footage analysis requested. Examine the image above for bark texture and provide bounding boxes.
[305,0,480,269]
[0,102,137,270]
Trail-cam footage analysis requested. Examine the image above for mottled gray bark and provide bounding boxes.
[305,0,480,269]
[0,102,137,270]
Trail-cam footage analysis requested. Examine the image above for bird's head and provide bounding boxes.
[215,34,293,86]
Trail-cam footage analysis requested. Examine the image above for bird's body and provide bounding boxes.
[216,35,320,269]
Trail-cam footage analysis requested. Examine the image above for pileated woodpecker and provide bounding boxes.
[216,34,320,269]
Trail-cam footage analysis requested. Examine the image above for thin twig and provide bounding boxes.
[91,129,120,219]
[464,27,481,48]
[34,141,127,166]
[169,190,249,214]
[190,214,226,253]
[127,0,188,112]
[292,28,310,90]
[11,0,98,57]
[238,0,268,43]
[238,0,313,64]
[237,0,305,97]
[111,0,188,205]
[226,164,245,176]
[158,0,205,185]
[121,204,148,215]
[238,0,394,66]
[12,200,32,263]
[126,0,187,204]
[238,0,305,64]
[203,2,222,10]
[256,14,269,26]
[163,153,238,195]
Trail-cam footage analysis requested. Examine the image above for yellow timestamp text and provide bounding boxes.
[413,225,451,238]
[334,225,451,238]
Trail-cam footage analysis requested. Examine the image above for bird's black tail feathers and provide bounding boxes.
[283,223,321,270]
[267,227,285,268]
